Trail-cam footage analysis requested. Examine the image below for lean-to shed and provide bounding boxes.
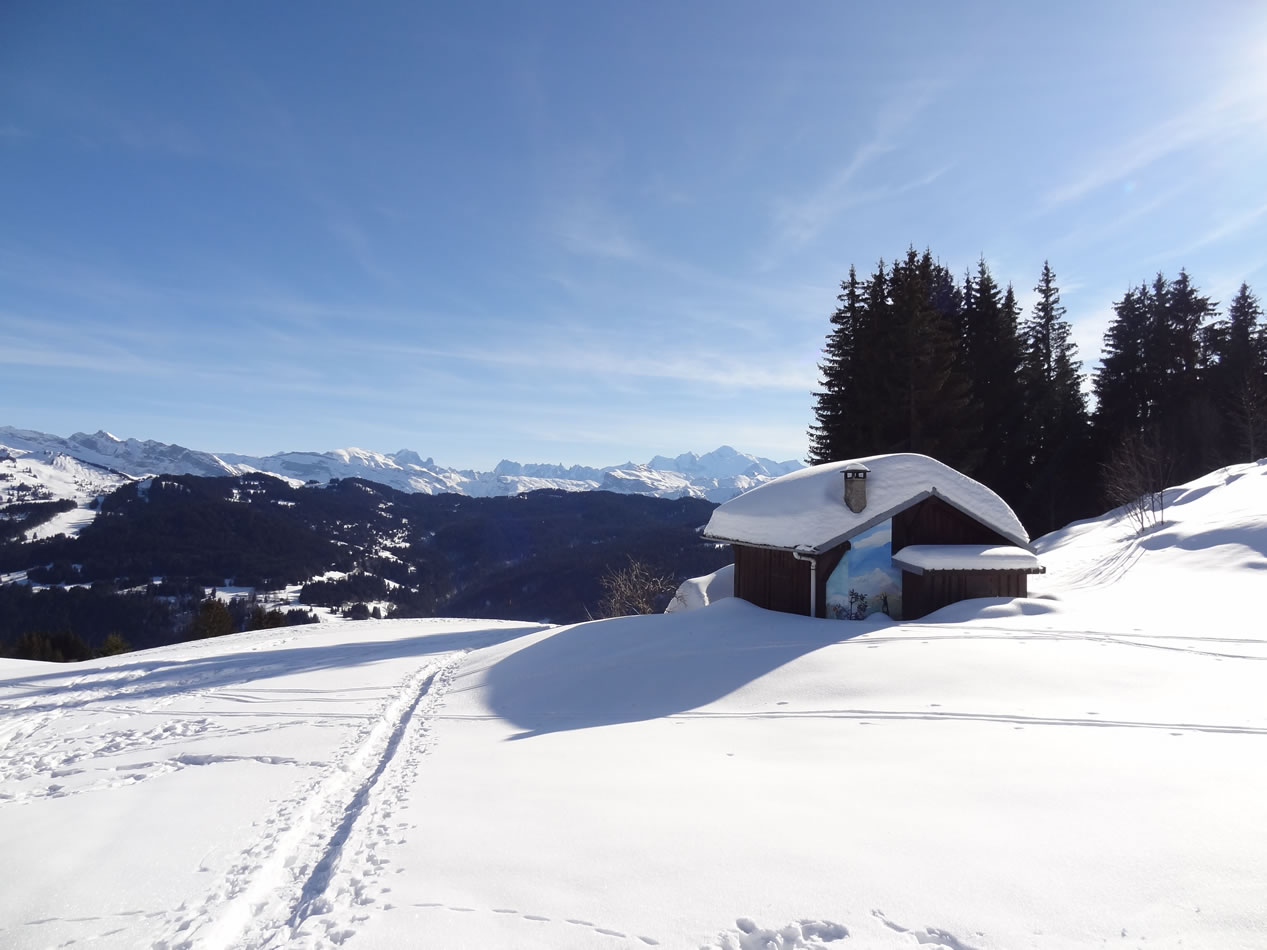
[703,454,1044,620]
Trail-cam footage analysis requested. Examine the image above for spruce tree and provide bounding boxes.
[1157,270,1219,478]
[808,267,863,464]
[1020,261,1089,532]
[1095,284,1153,440]
[959,258,1025,498]
[886,249,978,472]
[1214,282,1266,461]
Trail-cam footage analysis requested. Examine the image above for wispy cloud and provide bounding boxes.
[552,195,647,261]
[324,218,396,286]
[1043,82,1267,209]
[767,140,894,254]
[349,335,814,393]
[1156,198,1267,261]
[760,83,947,269]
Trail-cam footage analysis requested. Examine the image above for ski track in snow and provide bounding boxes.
[149,651,464,950]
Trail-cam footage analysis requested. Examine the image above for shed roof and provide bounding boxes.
[703,453,1030,554]
[891,544,1044,575]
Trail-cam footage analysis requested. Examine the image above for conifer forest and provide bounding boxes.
[808,249,1266,535]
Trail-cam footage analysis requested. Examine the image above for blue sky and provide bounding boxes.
[3,2,1266,468]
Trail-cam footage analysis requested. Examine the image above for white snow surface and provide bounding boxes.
[891,544,1042,573]
[704,453,1030,552]
[0,427,801,502]
[3,461,1267,949]
[665,562,735,612]
[0,443,131,539]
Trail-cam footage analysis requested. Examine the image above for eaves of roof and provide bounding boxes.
[703,486,1033,555]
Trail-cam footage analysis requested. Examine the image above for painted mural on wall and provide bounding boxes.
[825,520,903,620]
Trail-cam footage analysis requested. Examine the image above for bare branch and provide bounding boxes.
[597,557,678,617]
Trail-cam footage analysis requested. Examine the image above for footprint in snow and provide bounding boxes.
[412,903,658,944]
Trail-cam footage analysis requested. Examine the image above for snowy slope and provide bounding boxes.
[0,443,132,540]
[0,427,801,502]
[1,461,1265,949]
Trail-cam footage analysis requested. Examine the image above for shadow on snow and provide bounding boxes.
[484,598,865,740]
[0,623,545,715]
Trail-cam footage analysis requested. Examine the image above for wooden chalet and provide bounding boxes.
[703,454,1044,621]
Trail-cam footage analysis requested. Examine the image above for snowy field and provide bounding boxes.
[1,462,1266,949]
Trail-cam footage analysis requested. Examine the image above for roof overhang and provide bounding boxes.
[703,486,1034,556]
[891,544,1045,576]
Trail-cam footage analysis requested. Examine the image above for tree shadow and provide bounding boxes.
[484,598,863,740]
[1136,518,1267,556]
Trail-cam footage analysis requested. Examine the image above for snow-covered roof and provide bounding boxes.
[891,544,1043,574]
[703,453,1030,553]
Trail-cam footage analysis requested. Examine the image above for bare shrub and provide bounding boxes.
[1102,428,1173,533]
[597,557,677,618]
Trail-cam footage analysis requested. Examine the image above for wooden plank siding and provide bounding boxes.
[733,494,1033,620]
[733,541,849,618]
[732,544,811,615]
[892,497,1031,619]
[902,569,1029,620]
[891,496,1013,550]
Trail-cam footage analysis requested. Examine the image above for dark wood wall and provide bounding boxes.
[733,495,1029,620]
[733,542,847,618]
[903,569,1029,620]
[733,544,811,615]
[891,496,1011,551]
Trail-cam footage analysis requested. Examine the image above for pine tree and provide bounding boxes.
[1162,269,1216,397]
[1020,261,1089,532]
[808,267,862,464]
[1095,284,1153,439]
[1213,283,1266,461]
[886,249,979,472]
[1096,270,1221,490]
[1156,270,1219,478]
[959,258,1025,497]
[855,258,895,451]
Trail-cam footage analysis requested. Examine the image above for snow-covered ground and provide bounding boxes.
[0,444,130,540]
[1,462,1265,949]
[666,562,734,612]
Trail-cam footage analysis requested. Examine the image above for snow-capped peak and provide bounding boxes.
[0,426,804,503]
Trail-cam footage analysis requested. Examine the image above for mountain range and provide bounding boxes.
[0,426,802,503]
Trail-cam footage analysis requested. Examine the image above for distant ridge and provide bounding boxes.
[0,426,803,503]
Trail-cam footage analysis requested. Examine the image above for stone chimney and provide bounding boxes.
[842,462,870,513]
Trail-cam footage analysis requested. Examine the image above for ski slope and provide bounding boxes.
[1,462,1265,949]
[0,445,129,540]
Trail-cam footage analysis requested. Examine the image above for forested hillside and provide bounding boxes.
[809,251,1265,534]
[0,475,727,655]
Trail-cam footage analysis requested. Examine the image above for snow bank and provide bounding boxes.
[666,562,734,612]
